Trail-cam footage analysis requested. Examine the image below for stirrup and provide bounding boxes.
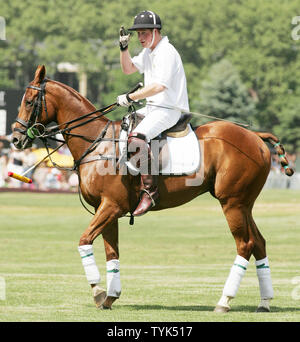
[141,189,156,207]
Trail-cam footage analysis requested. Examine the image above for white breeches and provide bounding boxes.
[133,106,181,141]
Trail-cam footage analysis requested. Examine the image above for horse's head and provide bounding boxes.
[12,65,55,150]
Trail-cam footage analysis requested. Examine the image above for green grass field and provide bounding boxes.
[0,189,300,322]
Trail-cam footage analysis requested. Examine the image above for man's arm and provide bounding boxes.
[117,82,166,107]
[119,26,137,75]
[129,83,165,101]
[120,49,138,75]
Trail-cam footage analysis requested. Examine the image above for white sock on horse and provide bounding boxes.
[106,259,121,297]
[78,245,101,285]
[217,255,249,308]
[255,256,273,309]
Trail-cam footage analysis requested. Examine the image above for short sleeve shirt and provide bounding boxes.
[131,36,189,112]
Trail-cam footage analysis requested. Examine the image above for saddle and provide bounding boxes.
[121,112,192,139]
[119,111,200,175]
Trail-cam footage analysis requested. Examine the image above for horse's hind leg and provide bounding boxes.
[78,197,122,309]
[214,201,252,313]
[214,199,273,313]
[250,215,274,312]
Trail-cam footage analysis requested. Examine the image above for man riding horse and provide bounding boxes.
[117,10,190,216]
[12,9,294,312]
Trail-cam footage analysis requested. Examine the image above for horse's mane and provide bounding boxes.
[49,79,95,108]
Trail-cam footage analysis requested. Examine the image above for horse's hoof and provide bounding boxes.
[101,296,117,310]
[101,304,112,310]
[256,306,270,313]
[93,287,107,308]
[214,305,230,313]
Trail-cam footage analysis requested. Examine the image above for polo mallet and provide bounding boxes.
[8,144,63,184]
[146,102,251,128]
[8,82,143,184]
[8,171,33,184]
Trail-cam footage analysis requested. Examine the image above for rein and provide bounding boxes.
[14,80,141,220]
[14,78,120,171]
[14,82,120,216]
[14,80,142,169]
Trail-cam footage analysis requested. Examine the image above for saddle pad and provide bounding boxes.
[160,124,200,175]
[119,124,200,175]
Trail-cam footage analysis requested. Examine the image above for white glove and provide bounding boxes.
[117,93,132,107]
[119,26,130,51]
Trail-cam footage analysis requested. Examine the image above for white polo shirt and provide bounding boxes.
[131,36,189,112]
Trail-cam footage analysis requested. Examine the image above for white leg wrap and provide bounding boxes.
[106,259,121,297]
[255,256,274,300]
[78,245,101,285]
[221,255,249,299]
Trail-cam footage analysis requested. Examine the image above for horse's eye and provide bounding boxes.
[26,100,33,106]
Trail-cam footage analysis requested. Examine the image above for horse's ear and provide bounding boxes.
[34,65,46,84]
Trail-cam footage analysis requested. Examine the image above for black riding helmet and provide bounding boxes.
[128,10,162,31]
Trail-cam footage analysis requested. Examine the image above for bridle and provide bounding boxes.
[14,78,49,141]
[13,78,142,150]
[13,78,119,160]
[13,78,142,173]
[12,78,122,216]
[12,79,140,221]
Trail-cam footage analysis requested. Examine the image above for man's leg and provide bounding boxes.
[128,132,159,216]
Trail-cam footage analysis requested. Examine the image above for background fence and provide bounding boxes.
[264,171,300,190]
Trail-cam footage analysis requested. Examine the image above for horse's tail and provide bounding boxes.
[254,132,294,176]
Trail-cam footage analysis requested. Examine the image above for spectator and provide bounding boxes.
[23,147,37,178]
[0,141,7,187]
[21,147,37,189]
[56,133,71,155]
[32,162,49,190]
[68,172,79,191]
[271,153,281,173]
[6,147,25,188]
[45,168,62,190]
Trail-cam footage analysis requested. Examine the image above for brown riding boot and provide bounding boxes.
[133,174,159,217]
[127,132,159,216]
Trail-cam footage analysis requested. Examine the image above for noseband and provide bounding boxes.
[14,78,48,140]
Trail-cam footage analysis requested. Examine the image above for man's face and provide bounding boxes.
[137,29,153,48]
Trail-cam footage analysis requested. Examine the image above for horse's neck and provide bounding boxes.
[51,81,110,161]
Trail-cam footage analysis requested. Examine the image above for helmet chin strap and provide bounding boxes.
[148,29,156,49]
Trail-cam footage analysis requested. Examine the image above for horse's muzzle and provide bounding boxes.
[12,132,32,150]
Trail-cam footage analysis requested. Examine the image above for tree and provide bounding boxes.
[0,0,299,150]
[273,96,300,152]
[194,59,256,126]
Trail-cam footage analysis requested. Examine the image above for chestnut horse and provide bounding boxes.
[12,65,293,313]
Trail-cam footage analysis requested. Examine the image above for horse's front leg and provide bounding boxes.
[101,219,121,309]
[78,197,122,309]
